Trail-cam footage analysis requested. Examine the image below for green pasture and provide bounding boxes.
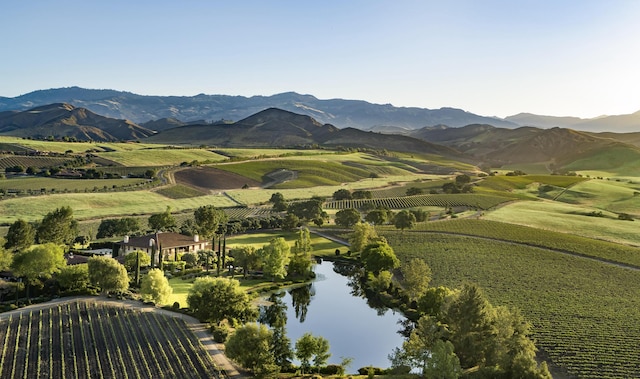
[0,136,165,154]
[0,177,147,192]
[477,174,588,193]
[0,191,238,224]
[95,148,228,166]
[383,230,640,379]
[553,178,640,212]
[499,162,551,174]
[214,148,333,158]
[563,144,640,175]
[484,200,640,246]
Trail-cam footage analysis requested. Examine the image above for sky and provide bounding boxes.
[1,0,639,119]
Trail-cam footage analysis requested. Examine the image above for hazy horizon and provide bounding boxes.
[2,0,639,119]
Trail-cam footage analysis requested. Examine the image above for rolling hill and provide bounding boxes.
[147,107,464,158]
[411,124,640,173]
[0,103,154,141]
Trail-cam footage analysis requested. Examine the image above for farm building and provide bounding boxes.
[119,232,209,262]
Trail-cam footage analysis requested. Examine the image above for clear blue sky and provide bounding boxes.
[1,0,639,118]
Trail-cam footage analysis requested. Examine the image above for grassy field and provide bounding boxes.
[484,200,640,246]
[553,178,640,213]
[0,191,239,224]
[0,137,164,154]
[383,230,640,379]
[96,148,228,166]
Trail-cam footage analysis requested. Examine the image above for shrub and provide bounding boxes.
[210,322,231,342]
[319,365,341,375]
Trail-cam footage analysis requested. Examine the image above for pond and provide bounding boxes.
[260,260,406,372]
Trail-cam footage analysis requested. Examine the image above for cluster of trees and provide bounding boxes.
[230,228,314,280]
[347,224,551,378]
[335,207,429,230]
[4,206,78,252]
[268,193,329,228]
[442,174,474,194]
[332,188,372,200]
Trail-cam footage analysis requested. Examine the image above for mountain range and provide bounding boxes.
[2,87,638,132]
[2,101,640,176]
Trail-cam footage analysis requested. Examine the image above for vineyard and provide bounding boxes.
[324,193,514,210]
[384,230,640,379]
[0,300,220,379]
[404,218,640,267]
[0,155,72,170]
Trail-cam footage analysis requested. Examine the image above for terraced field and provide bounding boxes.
[0,300,220,379]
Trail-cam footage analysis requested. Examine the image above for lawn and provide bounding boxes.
[165,231,345,306]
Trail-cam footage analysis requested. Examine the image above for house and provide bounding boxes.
[119,232,209,262]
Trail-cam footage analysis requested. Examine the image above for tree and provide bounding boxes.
[225,323,278,378]
[4,219,35,252]
[96,217,141,238]
[365,209,392,225]
[394,210,416,231]
[406,187,423,196]
[259,237,290,280]
[282,213,300,231]
[335,208,361,228]
[410,209,430,222]
[194,205,228,240]
[187,277,257,324]
[269,192,287,212]
[455,174,471,186]
[288,227,313,277]
[230,245,259,278]
[287,198,325,222]
[445,283,495,369]
[295,333,331,373]
[389,316,460,378]
[87,256,129,295]
[0,243,12,272]
[402,258,432,302]
[57,264,89,292]
[349,222,379,253]
[140,268,173,305]
[123,251,151,271]
[36,206,78,245]
[148,206,177,232]
[333,188,352,200]
[361,240,399,275]
[11,243,66,300]
[352,190,372,199]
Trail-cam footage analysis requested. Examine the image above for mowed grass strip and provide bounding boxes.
[384,231,640,379]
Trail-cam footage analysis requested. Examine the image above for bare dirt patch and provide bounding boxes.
[174,167,260,191]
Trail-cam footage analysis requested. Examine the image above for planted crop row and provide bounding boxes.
[404,218,640,267]
[324,193,513,210]
[383,230,640,379]
[0,300,220,379]
[0,156,71,169]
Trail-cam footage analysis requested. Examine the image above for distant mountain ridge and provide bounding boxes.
[0,87,520,130]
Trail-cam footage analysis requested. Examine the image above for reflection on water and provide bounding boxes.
[260,260,405,371]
